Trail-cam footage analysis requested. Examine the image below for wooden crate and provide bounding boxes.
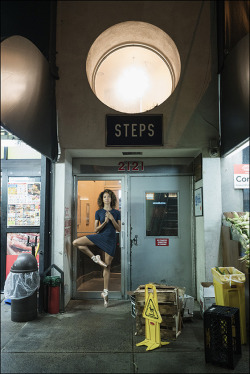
[134,284,182,340]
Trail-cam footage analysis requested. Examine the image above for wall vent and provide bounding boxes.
[122,152,143,155]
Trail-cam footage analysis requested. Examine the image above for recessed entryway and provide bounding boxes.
[86,21,181,113]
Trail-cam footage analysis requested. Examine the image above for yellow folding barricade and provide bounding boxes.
[136,283,170,351]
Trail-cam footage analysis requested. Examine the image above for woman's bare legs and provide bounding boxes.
[101,252,113,307]
[72,236,107,267]
[103,252,113,290]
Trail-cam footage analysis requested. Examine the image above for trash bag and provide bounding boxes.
[4,271,40,300]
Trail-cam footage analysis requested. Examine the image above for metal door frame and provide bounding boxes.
[72,174,128,300]
[72,170,195,299]
[128,174,196,298]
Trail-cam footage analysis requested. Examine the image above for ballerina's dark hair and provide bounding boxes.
[97,189,117,209]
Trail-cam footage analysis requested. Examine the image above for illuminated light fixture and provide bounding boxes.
[86,21,181,114]
[116,65,149,103]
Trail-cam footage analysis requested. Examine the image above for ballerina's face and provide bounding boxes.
[103,192,112,205]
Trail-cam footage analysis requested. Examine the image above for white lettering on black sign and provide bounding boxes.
[106,115,162,146]
[114,123,154,138]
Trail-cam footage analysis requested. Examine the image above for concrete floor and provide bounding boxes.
[77,273,121,292]
[1,295,249,374]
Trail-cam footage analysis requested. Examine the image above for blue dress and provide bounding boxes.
[86,209,121,257]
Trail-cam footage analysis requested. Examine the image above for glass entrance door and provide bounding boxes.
[74,179,122,299]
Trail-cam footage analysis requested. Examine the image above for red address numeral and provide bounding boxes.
[118,161,144,172]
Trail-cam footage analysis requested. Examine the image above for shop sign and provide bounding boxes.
[234,164,249,189]
[155,238,169,246]
[106,115,163,146]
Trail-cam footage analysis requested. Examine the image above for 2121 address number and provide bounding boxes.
[118,161,144,172]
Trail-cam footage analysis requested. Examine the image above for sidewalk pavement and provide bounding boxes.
[1,295,249,373]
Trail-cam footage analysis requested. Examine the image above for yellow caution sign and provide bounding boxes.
[136,283,170,351]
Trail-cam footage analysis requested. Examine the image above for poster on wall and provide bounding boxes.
[6,233,40,278]
[7,182,40,226]
[194,187,203,217]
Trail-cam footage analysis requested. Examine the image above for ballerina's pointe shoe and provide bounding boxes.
[92,255,107,268]
[101,291,108,307]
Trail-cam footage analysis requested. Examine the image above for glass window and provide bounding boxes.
[146,192,178,236]
[8,144,41,159]
[1,146,4,159]
[7,177,41,227]
[1,126,41,159]
[6,233,40,277]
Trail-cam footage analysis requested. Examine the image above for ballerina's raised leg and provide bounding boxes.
[72,237,107,267]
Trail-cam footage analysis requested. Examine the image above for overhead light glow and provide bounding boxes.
[115,65,149,102]
[86,21,181,114]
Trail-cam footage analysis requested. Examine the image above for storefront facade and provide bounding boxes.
[1,1,249,308]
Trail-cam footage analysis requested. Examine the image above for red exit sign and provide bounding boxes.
[155,238,169,246]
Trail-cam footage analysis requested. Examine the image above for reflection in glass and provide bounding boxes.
[146,192,178,236]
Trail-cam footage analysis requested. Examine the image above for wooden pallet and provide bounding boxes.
[134,284,182,340]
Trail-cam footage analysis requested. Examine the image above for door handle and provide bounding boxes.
[132,235,138,246]
[121,231,125,248]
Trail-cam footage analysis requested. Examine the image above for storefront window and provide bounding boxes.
[1,146,4,159]
[1,126,41,160]
[6,233,40,277]
[8,144,41,159]
[146,192,178,236]
[7,177,41,227]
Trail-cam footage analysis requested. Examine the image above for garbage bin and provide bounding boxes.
[211,266,246,344]
[43,276,61,314]
[4,253,40,322]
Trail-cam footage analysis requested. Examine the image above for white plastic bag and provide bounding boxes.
[4,271,40,300]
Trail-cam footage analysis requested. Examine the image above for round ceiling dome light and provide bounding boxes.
[86,21,181,114]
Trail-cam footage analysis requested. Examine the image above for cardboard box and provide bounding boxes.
[183,294,194,318]
[200,282,215,315]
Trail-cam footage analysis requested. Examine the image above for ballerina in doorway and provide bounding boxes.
[72,189,121,307]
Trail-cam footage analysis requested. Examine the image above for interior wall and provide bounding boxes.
[77,180,121,236]
[77,181,105,235]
